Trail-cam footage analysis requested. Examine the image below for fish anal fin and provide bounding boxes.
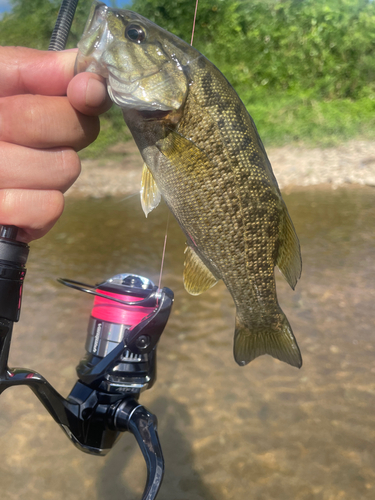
[277,210,302,290]
[140,163,161,218]
[233,313,302,368]
[183,245,219,295]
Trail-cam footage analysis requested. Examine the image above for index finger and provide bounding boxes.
[0,46,77,98]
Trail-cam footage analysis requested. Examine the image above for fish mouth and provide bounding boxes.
[75,52,108,77]
[106,64,176,112]
[76,51,179,112]
[75,53,171,111]
[106,64,162,94]
[108,70,140,95]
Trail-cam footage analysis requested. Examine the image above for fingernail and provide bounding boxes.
[86,78,108,107]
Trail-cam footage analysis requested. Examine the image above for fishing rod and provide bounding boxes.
[0,1,174,499]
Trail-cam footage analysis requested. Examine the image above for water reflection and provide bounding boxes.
[0,186,374,499]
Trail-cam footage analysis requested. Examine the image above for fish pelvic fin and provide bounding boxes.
[140,163,161,218]
[277,209,302,290]
[233,313,302,368]
[183,245,219,295]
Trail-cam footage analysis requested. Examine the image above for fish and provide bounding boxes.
[75,1,303,368]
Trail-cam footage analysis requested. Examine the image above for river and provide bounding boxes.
[0,185,374,500]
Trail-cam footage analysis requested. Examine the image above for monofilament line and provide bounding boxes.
[190,0,199,46]
[158,213,170,290]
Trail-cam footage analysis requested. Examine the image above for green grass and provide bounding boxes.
[241,90,375,147]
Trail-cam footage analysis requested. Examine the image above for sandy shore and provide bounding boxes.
[67,139,375,198]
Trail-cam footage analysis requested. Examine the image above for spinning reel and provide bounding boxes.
[0,226,173,500]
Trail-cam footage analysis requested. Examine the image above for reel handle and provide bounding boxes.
[115,399,164,500]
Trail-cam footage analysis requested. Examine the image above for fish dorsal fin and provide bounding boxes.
[140,163,161,218]
[183,245,219,295]
[276,210,302,290]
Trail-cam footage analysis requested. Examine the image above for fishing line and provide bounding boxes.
[119,192,139,203]
[157,0,199,289]
[190,0,199,45]
[158,213,170,290]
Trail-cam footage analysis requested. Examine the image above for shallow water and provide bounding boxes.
[0,185,374,500]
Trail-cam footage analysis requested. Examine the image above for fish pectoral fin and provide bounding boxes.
[276,210,302,290]
[233,312,302,368]
[140,163,162,218]
[157,129,213,171]
[183,245,219,295]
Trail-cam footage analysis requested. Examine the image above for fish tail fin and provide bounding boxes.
[233,313,302,368]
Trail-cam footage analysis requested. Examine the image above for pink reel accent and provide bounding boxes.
[91,291,156,327]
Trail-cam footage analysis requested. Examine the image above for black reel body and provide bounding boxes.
[59,274,173,457]
[0,230,173,500]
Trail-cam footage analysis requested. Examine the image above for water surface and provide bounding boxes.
[0,186,374,500]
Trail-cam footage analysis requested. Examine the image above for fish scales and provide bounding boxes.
[76,1,303,368]
[173,60,283,317]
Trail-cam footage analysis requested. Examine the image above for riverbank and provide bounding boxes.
[68,139,375,198]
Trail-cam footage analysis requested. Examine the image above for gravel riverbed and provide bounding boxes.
[67,139,375,198]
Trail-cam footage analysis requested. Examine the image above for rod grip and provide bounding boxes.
[0,226,29,322]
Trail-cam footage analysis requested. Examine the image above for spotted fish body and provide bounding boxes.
[76,1,303,368]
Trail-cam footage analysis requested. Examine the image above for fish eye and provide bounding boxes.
[125,24,146,43]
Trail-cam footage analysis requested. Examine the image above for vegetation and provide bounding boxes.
[1,0,375,150]
[132,0,375,146]
[0,0,108,49]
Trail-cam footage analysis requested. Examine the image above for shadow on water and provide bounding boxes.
[0,185,374,499]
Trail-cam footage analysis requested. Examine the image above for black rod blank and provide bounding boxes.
[49,0,79,51]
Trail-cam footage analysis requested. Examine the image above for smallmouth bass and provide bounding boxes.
[76,1,303,368]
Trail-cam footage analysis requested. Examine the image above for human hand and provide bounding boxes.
[0,46,112,243]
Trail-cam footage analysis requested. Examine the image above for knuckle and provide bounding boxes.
[75,114,100,151]
[41,190,65,221]
[59,148,81,188]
